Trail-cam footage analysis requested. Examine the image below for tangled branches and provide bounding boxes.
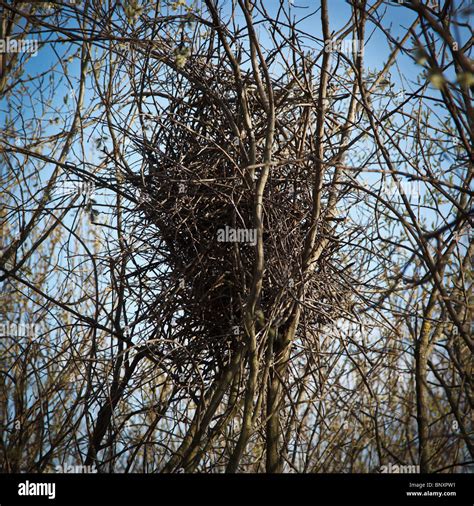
[124,52,353,388]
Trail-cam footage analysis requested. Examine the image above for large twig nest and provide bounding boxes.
[125,64,352,383]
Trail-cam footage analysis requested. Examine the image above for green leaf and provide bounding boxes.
[456,72,474,89]
[427,69,445,90]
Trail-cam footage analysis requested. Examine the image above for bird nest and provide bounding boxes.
[125,72,352,383]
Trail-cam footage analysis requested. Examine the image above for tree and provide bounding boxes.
[0,0,471,474]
